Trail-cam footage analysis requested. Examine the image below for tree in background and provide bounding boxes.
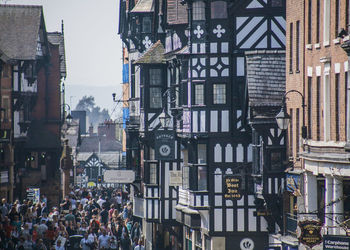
[75,95,110,128]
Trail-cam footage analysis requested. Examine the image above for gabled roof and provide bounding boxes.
[0,4,44,60]
[79,136,122,153]
[48,32,67,78]
[134,40,165,64]
[245,50,285,107]
[131,0,154,13]
[77,152,121,168]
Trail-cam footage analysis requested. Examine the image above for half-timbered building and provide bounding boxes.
[118,0,286,249]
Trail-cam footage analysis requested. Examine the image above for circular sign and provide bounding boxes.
[240,238,254,250]
[159,144,171,157]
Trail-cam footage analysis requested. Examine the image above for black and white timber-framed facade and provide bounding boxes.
[118,0,286,249]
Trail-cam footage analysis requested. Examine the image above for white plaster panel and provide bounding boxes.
[214,209,223,231]
[193,111,198,133]
[226,208,234,231]
[215,195,222,206]
[248,208,257,231]
[214,170,222,193]
[237,57,245,76]
[237,209,245,231]
[154,200,159,219]
[165,163,169,198]
[236,144,243,162]
[200,111,206,132]
[225,144,233,162]
[214,144,222,162]
[211,111,218,132]
[221,110,229,132]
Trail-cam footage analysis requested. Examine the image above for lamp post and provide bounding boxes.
[276,90,307,139]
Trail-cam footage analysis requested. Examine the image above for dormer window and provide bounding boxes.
[142,16,152,33]
[211,1,227,19]
[193,1,205,21]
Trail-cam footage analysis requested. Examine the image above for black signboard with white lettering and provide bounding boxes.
[323,235,350,250]
[155,131,175,161]
[223,175,242,200]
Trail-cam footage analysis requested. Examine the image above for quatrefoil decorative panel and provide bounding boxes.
[209,57,229,77]
[192,57,206,78]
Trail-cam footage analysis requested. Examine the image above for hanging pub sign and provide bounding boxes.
[286,173,301,196]
[298,220,323,248]
[155,130,175,161]
[224,175,242,200]
[323,235,350,250]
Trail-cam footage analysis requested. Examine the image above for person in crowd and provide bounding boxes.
[98,228,110,249]
[80,232,92,250]
[0,186,144,249]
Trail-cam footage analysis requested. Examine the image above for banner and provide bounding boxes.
[155,130,175,161]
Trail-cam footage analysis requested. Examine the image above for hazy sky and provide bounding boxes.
[7,0,123,118]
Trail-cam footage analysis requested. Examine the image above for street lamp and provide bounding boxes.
[159,108,171,129]
[66,113,73,124]
[276,90,307,139]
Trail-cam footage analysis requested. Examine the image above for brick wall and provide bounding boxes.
[286,0,349,163]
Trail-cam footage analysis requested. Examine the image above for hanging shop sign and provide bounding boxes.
[169,170,182,186]
[286,173,301,196]
[223,175,242,200]
[323,235,350,250]
[155,130,175,161]
[103,170,135,183]
[0,129,10,143]
[298,220,323,248]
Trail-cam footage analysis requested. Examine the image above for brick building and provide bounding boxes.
[284,0,350,249]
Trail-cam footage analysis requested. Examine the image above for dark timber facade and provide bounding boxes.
[118,0,286,249]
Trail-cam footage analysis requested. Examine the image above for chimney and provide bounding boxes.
[89,124,93,137]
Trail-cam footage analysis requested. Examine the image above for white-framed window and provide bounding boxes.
[213,83,226,104]
[194,84,204,105]
[193,1,205,21]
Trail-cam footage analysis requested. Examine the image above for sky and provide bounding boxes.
[7,0,123,119]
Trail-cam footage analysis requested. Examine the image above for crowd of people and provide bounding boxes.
[0,187,145,250]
